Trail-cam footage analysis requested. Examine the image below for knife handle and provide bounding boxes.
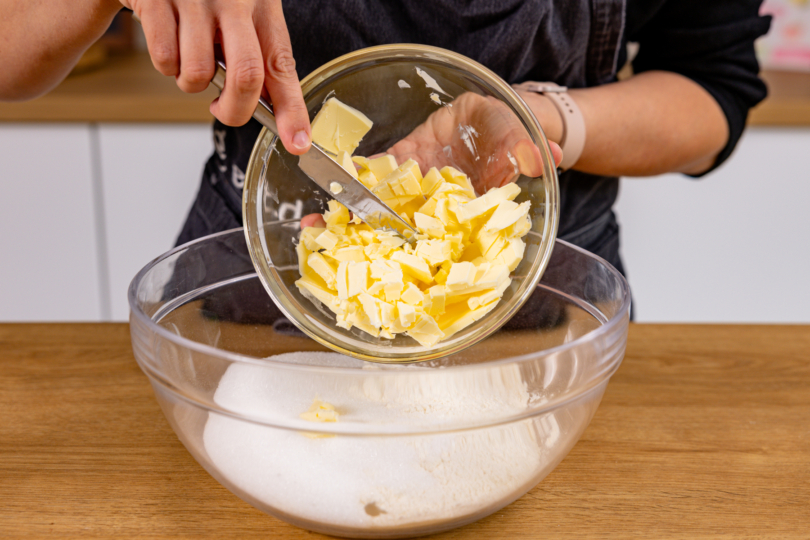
[211,60,279,136]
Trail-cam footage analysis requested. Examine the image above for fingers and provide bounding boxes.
[512,139,544,178]
[301,214,326,229]
[255,2,311,154]
[137,0,179,76]
[175,1,215,93]
[209,5,265,126]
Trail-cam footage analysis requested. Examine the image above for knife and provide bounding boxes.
[211,60,418,242]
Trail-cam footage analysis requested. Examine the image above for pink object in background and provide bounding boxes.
[758,0,810,71]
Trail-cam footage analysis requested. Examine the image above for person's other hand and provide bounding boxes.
[387,92,563,193]
[122,0,310,154]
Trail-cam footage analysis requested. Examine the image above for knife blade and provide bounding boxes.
[211,60,418,242]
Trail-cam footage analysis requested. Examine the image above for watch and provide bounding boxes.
[513,82,586,171]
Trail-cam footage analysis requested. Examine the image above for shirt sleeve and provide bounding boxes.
[628,0,772,176]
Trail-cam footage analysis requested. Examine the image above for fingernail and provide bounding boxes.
[293,130,310,150]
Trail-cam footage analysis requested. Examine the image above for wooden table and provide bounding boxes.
[1,323,808,538]
[0,51,808,125]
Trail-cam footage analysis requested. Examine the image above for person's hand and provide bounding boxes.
[122,0,311,154]
[387,92,563,193]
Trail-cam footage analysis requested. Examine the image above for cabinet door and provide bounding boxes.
[615,128,810,323]
[98,123,213,320]
[0,124,102,321]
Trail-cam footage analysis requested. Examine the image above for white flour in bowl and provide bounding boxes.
[203,352,558,529]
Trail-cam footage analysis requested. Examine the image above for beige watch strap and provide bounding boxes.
[514,82,586,170]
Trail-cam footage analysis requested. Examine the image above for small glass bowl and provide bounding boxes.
[243,44,559,362]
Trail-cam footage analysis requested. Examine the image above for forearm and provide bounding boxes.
[519,71,729,177]
[0,0,121,101]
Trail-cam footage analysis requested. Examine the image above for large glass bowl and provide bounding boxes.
[129,227,629,539]
[242,44,559,362]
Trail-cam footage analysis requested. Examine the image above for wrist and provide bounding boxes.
[515,90,564,145]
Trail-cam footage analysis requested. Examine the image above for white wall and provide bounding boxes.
[0,123,211,322]
[615,127,810,323]
[98,124,212,320]
[0,125,103,321]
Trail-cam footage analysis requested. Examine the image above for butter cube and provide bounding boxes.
[296,277,340,312]
[337,151,359,179]
[384,281,404,303]
[364,243,392,260]
[475,229,506,261]
[417,196,438,217]
[366,281,385,297]
[414,212,445,238]
[445,261,477,290]
[456,183,520,223]
[300,399,339,423]
[398,302,417,327]
[367,154,399,179]
[399,158,423,182]
[400,282,424,305]
[331,246,366,263]
[308,252,337,288]
[475,263,510,288]
[379,300,396,328]
[300,227,326,252]
[352,155,370,169]
[439,300,498,339]
[415,239,452,266]
[420,167,444,197]
[347,261,369,298]
[376,232,407,248]
[311,97,373,155]
[440,166,476,197]
[391,252,433,283]
[336,261,349,300]
[406,314,444,347]
[358,293,382,328]
[484,200,531,232]
[358,170,378,189]
[433,261,451,284]
[315,229,340,251]
[324,200,351,232]
[494,238,526,271]
[468,278,512,310]
[427,285,446,317]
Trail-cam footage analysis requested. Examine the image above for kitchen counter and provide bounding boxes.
[1,322,808,538]
[0,52,807,125]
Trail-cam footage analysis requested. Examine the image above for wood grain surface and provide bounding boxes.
[0,52,807,126]
[1,323,808,538]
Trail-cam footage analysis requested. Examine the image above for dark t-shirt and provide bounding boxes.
[177,0,770,281]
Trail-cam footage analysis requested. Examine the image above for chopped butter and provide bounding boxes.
[311,97,373,155]
[294,135,532,347]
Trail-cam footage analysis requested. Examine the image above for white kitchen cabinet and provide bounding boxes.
[615,127,810,323]
[98,124,213,320]
[0,124,102,321]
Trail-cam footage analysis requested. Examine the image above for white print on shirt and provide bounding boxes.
[278,200,303,223]
[231,165,245,189]
[214,129,227,160]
